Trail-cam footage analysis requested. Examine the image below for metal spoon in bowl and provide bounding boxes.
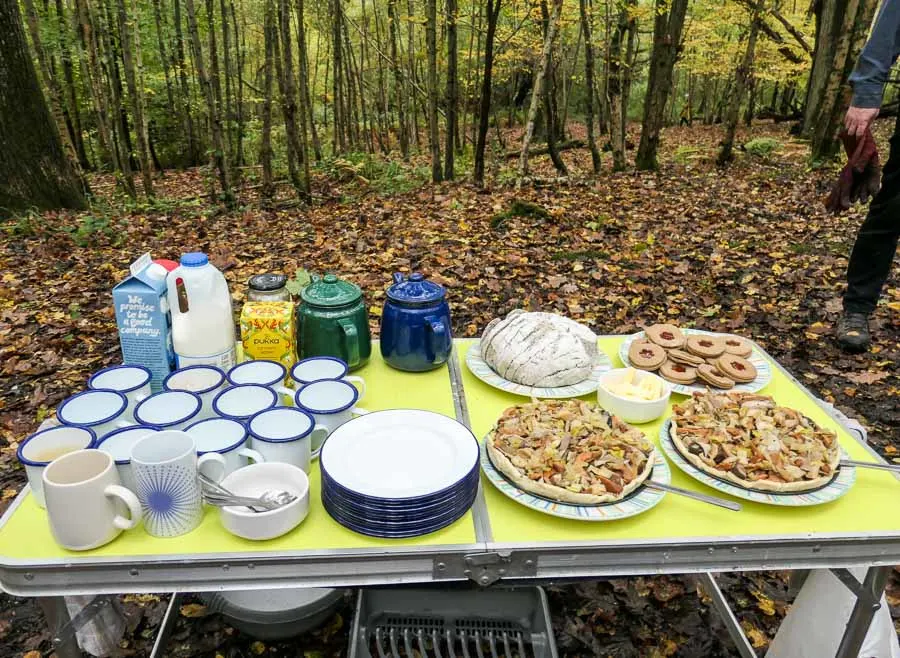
[644,480,742,511]
[199,473,296,511]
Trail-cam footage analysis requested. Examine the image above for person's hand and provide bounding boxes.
[845,106,880,137]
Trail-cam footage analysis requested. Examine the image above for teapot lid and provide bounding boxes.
[300,273,362,307]
[386,272,446,306]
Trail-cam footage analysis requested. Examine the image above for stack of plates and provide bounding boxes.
[319,410,480,538]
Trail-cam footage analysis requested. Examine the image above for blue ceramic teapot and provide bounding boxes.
[380,273,452,371]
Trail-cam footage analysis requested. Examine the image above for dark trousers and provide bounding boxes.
[844,114,900,315]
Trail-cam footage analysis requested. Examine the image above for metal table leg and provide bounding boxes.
[37,596,84,658]
[695,573,757,658]
[149,593,182,657]
[834,565,892,658]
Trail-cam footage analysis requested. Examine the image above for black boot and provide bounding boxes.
[836,313,871,352]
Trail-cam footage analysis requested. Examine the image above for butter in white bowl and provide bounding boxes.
[597,368,671,424]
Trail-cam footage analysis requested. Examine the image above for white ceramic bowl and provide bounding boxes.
[217,463,310,541]
[596,368,671,424]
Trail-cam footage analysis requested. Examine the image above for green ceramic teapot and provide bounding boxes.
[296,274,372,370]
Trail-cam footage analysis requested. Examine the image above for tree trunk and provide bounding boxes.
[539,0,568,175]
[297,0,320,161]
[635,0,689,170]
[517,0,562,182]
[151,0,177,119]
[100,0,137,196]
[718,0,763,166]
[230,0,245,169]
[579,0,601,173]
[473,0,500,186]
[206,0,232,175]
[608,0,634,171]
[0,0,86,210]
[275,0,305,193]
[184,0,233,203]
[73,0,115,169]
[173,0,199,165]
[219,0,234,158]
[425,0,442,181]
[444,0,458,179]
[260,0,275,200]
[295,0,311,195]
[802,0,843,136]
[387,0,409,158]
[117,0,155,196]
[331,0,345,153]
[811,0,877,159]
[56,0,90,169]
[407,0,420,149]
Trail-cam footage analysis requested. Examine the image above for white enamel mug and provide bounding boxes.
[130,431,222,537]
[42,449,142,551]
[17,425,97,508]
[247,407,325,474]
[163,366,226,420]
[134,390,203,430]
[95,425,160,492]
[185,417,265,480]
[290,357,366,398]
[212,385,279,424]
[294,380,369,457]
[88,365,152,421]
[57,390,134,439]
[227,360,294,405]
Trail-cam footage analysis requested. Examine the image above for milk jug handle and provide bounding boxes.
[338,318,360,369]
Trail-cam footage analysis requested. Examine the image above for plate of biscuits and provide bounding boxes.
[618,325,771,395]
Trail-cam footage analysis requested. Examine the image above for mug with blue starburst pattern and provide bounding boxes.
[130,430,223,537]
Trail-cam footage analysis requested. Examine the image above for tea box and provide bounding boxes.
[240,302,296,372]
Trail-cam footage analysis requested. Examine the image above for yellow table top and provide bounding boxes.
[0,349,477,561]
[458,338,900,545]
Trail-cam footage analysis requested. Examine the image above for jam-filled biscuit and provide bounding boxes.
[685,335,726,359]
[715,354,757,383]
[644,324,686,349]
[628,340,667,370]
[659,361,698,385]
[722,336,753,358]
[668,349,705,367]
[697,364,735,389]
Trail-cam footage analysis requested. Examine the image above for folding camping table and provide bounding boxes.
[0,338,897,658]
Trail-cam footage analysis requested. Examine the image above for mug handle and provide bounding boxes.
[274,384,295,406]
[426,318,450,365]
[311,424,330,456]
[343,375,366,399]
[197,453,227,483]
[352,407,370,416]
[238,447,265,465]
[338,318,360,369]
[105,485,142,530]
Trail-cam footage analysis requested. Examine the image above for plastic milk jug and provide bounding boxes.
[166,252,237,369]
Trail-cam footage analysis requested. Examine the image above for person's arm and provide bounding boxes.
[846,0,900,135]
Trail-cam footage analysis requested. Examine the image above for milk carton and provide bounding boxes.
[240,302,296,374]
[113,253,175,391]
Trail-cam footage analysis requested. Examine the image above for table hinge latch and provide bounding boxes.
[433,551,537,585]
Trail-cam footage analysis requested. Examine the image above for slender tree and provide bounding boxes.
[718,0,763,165]
[259,0,275,200]
[444,0,458,178]
[387,0,409,157]
[635,0,689,170]
[117,0,155,196]
[425,0,442,181]
[580,0,601,173]
[0,0,86,211]
[474,0,500,185]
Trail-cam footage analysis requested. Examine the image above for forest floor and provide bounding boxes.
[1,119,898,657]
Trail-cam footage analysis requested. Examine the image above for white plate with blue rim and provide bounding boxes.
[658,418,855,507]
[480,438,670,521]
[618,329,772,396]
[465,340,613,399]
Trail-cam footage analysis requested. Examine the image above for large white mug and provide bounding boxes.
[87,365,152,422]
[134,390,203,430]
[226,360,294,405]
[42,449,142,551]
[212,384,278,424]
[95,425,160,492]
[247,407,326,474]
[290,357,366,398]
[17,425,97,508]
[294,380,369,457]
[163,365,226,420]
[185,417,265,480]
[130,431,221,538]
[57,390,133,439]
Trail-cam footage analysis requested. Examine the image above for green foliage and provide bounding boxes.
[315,153,428,196]
[744,137,781,158]
[4,209,43,238]
[285,268,312,296]
[490,199,550,229]
[70,214,116,246]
